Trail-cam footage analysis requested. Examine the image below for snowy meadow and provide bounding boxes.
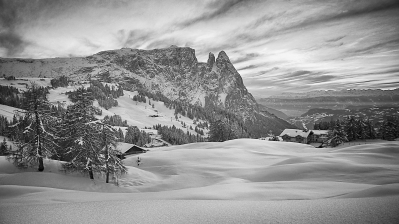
[1,139,399,223]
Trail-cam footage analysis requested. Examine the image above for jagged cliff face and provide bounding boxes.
[0,46,260,120]
[106,47,259,119]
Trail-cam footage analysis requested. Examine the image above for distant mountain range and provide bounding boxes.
[0,46,295,137]
[267,89,399,99]
[258,89,399,117]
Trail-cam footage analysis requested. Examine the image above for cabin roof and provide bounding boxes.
[311,130,329,135]
[279,129,310,138]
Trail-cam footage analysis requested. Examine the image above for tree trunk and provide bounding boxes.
[106,164,109,183]
[38,157,44,172]
[105,145,109,183]
[104,125,109,183]
[88,161,94,179]
[35,109,44,172]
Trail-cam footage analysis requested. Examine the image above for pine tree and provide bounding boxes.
[345,116,357,141]
[98,122,126,183]
[380,117,397,141]
[0,138,8,155]
[327,119,348,147]
[61,87,101,179]
[208,119,236,142]
[366,119,376,139]
[8,83,59,171]
[357,119,368,140]
[118,128,124,142]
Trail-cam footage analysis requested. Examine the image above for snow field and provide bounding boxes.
[1,139,399,223]
[95,90,206,135]
[1,139,398,201]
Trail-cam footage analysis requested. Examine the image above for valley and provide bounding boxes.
[258,89,399,117]
[257,89,399,130]
[289,106,399,130]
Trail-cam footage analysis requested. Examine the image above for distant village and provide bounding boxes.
[289,106,399,130]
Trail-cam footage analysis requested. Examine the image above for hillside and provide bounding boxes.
[258,104,289,120]
[0,47,295,136]
[0,79,206,138]
[1,139,399,223]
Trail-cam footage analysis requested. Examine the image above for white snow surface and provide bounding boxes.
[1,139,399,223]
[0,81,208,135]
[95,90,205,135]
[0,78,52,90]
[0,104,19,121]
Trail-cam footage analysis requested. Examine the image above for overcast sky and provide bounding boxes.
[1,0,398,97]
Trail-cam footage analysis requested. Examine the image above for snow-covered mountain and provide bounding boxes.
[1,47,256,117]
[0,46,294,136]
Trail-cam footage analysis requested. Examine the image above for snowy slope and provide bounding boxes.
[0,139,399,223]
[0,80,207,136]
[1,140,398,200]
[0,77,52,90]
[0,104,19,121]
[95,90,205,135]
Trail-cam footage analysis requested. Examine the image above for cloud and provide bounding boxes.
[237,64,258,71]
[0,0,27,56]
[80,38,100,50]
[115,29,154,49]
[309,75,337,83]
[325,36,346,43]
[178,0,249,28]
[347,38,399,54]
[1,0,398,96]
[0,32,27,56]
[285,71,313,78]
[231,53,260,64]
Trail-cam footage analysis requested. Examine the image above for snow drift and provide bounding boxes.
[1,139,399,223]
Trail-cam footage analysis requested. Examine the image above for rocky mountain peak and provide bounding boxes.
[207,52,215,70]
[217,51,230,61]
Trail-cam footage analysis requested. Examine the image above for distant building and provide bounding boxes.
[140,129,158,137]
[310,130,329,143]
[279,129,329,144]
[280,129,310,144]
[115,142,147,159]
[259,136,283,141]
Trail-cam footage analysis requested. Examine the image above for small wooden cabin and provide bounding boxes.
[115,142,147,159]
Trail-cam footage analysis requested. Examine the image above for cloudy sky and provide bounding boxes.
[1,0,399,97]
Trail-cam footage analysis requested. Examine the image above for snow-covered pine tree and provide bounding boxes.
[8,83,59,171]
[357,118,368,140]
[0,137,8,155]
[366,119,376,139]
[125,126,141,144]
[117,127,124,142]
[327,119,348,147]
[345,116,357,141]
[61,87,102,179]
[208,119,237,142]
[98,122,127,183]
[380,117,397,141]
